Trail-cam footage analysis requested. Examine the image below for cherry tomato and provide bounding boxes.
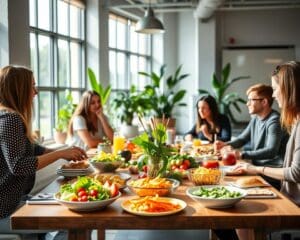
[89,189,98,197]
[171,165,177,171]
[78,190,87,198]
[79,195,88,202]
[77,187,85,193]
[202,160,219,169]
[110,183,119,198]
[180,163,188,170]
[142,165,148,173]
[183,160,191,168]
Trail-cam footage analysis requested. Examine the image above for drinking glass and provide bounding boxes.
[113,132,125,155]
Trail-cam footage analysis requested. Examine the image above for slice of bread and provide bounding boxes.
[236,177,268,188]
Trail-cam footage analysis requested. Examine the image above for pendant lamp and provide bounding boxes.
[135,5,165,34]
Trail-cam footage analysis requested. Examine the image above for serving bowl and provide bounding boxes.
[186,185,247,208]
[188,167,223,185]
[89,160,122,173]
[127,178,180,197]
[54,192,121,212]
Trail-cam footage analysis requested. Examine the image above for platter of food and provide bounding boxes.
[121,196,186,216]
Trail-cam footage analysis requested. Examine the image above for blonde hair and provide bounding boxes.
[246,83,274,106]
[0,66,34,142]
[272,61,300,132]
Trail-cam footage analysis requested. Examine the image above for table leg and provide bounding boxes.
[68,229,91,240]
[254,229,267,240]
[97,229,105,240]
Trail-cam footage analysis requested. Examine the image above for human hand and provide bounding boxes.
[232,163,257,175]
[60,146,87,161]
[214,140,225,152]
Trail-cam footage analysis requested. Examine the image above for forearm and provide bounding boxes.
[256,166,284,180]
[98,115,113,142]
[36,151,64,170]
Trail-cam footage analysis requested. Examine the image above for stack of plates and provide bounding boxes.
[56,166,94,177]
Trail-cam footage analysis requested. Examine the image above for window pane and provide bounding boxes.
[30,33,38,80]
[29,0,36,27]
[138,34,148,55]
[38,35,51,86]
[109,18,116,48]
[70,5,80,38]
[58,39,69,87]
[130,24,138,53]
[138,56,148,89]
[130,55,138,87]
[117,52,126,89]
[116,19,126,50]
[37,0,50,30]
[109,51,117,89]
[71,91,81,105]
[70,42,80,87]
[57,0,68,35]
[39,91,52,139]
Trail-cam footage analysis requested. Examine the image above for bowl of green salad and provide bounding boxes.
[89,151,123,173]
[54,176,121,212]
[186,185,247,209]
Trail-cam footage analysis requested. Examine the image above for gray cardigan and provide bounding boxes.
[281,120,300,206]
[228,110,288,166]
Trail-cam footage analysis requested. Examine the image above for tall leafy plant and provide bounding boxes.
[112,85,149,126]
[87,67,111,106]
[198,63,250,123]
[139,64,189,118]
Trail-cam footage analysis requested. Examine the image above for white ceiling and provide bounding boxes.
[110,0,300,15]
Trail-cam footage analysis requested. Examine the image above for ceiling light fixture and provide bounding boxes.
[135,2,165,34]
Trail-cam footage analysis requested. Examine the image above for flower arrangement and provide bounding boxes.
[132,118,175,177]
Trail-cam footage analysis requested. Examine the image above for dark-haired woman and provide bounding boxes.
[184,95,231,143]
[67,90,114,150]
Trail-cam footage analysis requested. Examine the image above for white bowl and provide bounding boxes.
[54,192,121,212]
[186,185,247,209]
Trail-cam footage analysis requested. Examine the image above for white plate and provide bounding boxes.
[121,197,186,216]
[56,166,94,177]
[186,185,247,209]
[54,192,121,212]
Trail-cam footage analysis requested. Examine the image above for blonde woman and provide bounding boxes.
[0,66,86,234]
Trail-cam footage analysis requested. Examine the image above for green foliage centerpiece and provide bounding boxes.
[132,119,175,178]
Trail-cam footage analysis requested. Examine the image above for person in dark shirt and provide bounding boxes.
[0,66,86,235]
[184,95,231,143]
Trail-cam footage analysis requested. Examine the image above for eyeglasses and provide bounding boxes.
[247,98,263,102]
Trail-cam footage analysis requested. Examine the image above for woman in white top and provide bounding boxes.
[67,91,114,150]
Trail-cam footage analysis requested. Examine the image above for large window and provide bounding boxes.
[29,0,85,140]
[109,13,152,91]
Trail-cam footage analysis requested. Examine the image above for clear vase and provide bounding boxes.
[147,156,164,178]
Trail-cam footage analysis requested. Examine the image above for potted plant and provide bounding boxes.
[112,85,149,138]
[198,63,250,124]
[54,91,76,144]
[139,64,189,128]
[88,67,111,107]
[132,121,175,177]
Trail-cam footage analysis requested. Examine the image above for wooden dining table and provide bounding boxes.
[11,170,300,240]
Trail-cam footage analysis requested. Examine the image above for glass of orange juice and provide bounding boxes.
[113,132,125,155]
[193,139,202,147]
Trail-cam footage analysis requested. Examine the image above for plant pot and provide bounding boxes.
[120,124,139,139]
[54,131,67,144]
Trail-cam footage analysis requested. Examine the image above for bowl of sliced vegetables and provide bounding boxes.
[186,185,247,208]
[54,176,121,212]
[127,177,180,197]
[89,151,123,172]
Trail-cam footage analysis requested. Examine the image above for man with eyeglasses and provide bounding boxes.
[215,83,289,189]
